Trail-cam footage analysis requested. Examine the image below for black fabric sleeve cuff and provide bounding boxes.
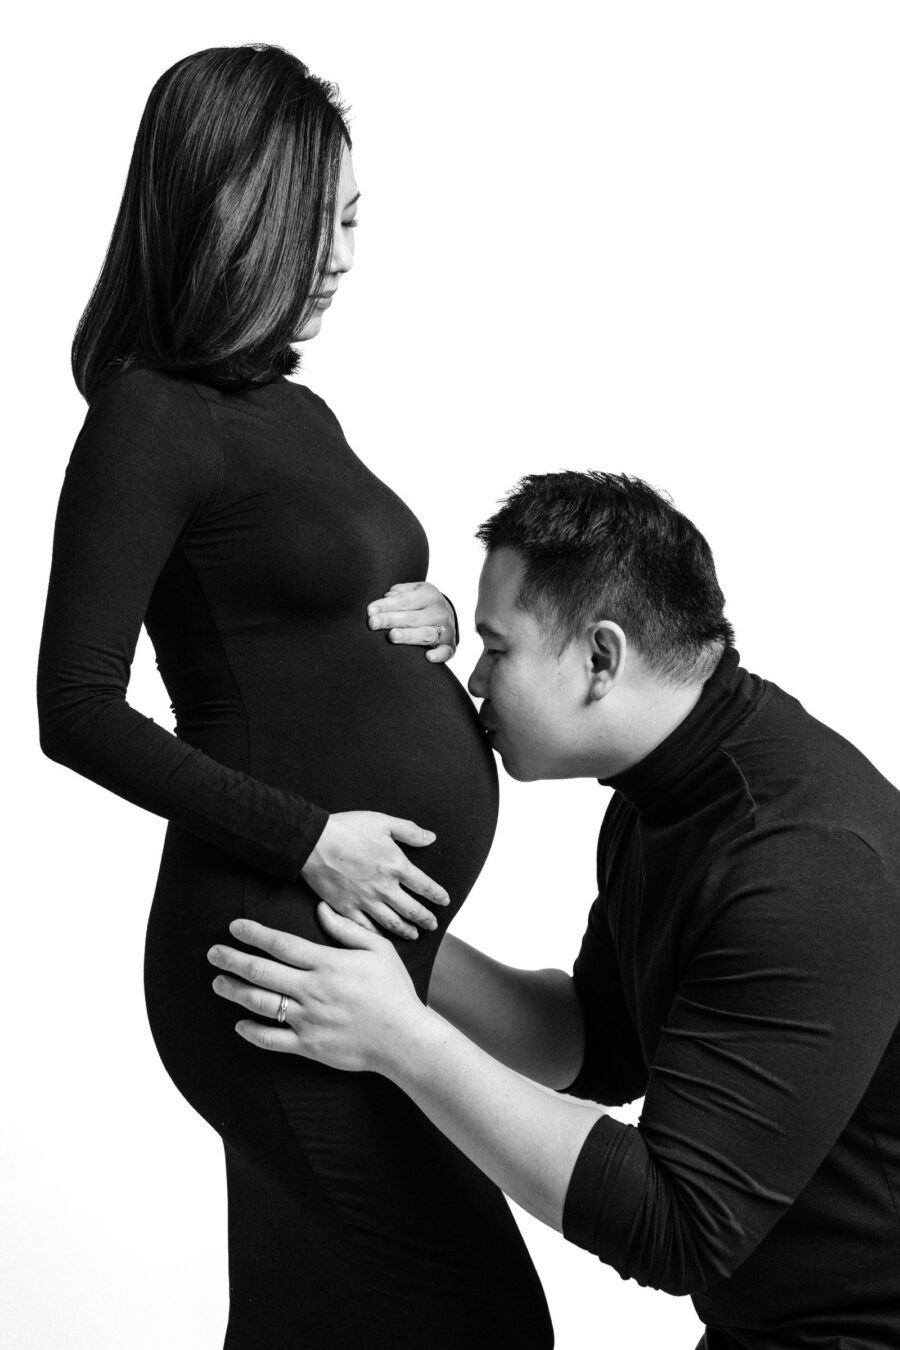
[441,592,460,646]
[561,1114,628,1257]
[289,803,330,878]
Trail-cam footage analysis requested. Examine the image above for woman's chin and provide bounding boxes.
[293,315,324,343]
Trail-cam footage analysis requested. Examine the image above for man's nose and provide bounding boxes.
[468,653,488,699]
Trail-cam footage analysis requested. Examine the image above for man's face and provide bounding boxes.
[468,547,592,781]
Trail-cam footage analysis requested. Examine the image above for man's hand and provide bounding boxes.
[208,906,425,1073]
[208,907,606,1233]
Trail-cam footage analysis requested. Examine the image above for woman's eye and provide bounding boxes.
[342,218,358,229]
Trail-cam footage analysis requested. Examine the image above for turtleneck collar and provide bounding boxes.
[600,646,766,812]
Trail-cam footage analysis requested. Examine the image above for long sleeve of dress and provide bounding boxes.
[37,372,328,879]
[562,825,900,1297]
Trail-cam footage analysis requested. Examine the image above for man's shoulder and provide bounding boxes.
[719,676,900,862]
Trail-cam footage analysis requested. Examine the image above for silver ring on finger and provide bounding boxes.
[276,994,290,1025]
[431,624,444,647]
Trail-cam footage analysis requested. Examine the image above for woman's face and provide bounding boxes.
[295,143,359,342]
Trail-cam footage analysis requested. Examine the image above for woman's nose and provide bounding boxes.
[328,220,354,276]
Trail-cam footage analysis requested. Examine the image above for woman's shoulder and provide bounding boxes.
[89,363,212,424]
[285,379,347,439]
[75,365,222,490]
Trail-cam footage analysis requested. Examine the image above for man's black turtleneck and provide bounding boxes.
[562,648,900,1348]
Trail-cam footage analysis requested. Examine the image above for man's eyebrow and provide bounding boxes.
[475,621,508,639]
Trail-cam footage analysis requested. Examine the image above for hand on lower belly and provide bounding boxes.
[208,905,427,1074]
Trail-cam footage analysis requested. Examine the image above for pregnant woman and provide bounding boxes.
[38,44,552,1350]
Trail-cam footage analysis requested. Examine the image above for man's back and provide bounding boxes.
[565,647,900,1347]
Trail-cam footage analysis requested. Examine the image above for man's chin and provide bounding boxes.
[495,747,539,783]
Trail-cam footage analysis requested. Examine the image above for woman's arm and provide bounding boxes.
[38,371,446,934]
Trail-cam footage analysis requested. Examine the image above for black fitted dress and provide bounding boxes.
[38,367,553,1349]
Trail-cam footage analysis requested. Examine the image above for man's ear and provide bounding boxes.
[588,621,627,702]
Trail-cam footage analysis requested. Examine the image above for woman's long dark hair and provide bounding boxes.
[73,44,350,399]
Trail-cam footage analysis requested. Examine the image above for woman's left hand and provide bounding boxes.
[367,582,457,663]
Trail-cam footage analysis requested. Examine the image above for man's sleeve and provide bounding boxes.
[564,896,648,1107]
[561,825,900,1296]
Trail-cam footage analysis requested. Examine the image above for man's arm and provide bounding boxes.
[210,822,900,1297]
[384,990,604,1229]
[427,933,586,1089]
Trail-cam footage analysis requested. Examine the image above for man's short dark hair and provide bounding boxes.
[477,472,735,684]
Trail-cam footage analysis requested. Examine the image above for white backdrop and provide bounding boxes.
[5,3,899,1347]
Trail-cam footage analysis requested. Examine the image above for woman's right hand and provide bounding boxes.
[299,811,450,941]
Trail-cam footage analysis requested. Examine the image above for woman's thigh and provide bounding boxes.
[272,1061,552,1343]
[145,845,553,1349]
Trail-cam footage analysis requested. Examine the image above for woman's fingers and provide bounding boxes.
[392,891,441,929]
[366,905,420,941]
[384,820,450,905]
[387,816,438,849]
[370,611,447,634]
[383,581,420,594]
[383,624,449,647]
[301,813,450,933]
[368,586,425,616]
[318,902,387,947]
[366,580,456,658]
[398,861,451,907]
[377,892,438,934]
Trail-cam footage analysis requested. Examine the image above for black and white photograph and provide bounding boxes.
[6,3,900,1347]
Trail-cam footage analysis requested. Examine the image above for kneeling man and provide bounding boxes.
[208,473,900,1349]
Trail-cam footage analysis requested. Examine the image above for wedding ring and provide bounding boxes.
[276,994,289,1024]
[431,625,444,647]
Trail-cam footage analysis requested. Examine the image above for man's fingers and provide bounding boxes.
[207,943,306,993]
[212,973,293,1019]
[227,918,319,967]
[234,1020,301,1054]
[318,902,387,948]
[346,909,379,932]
